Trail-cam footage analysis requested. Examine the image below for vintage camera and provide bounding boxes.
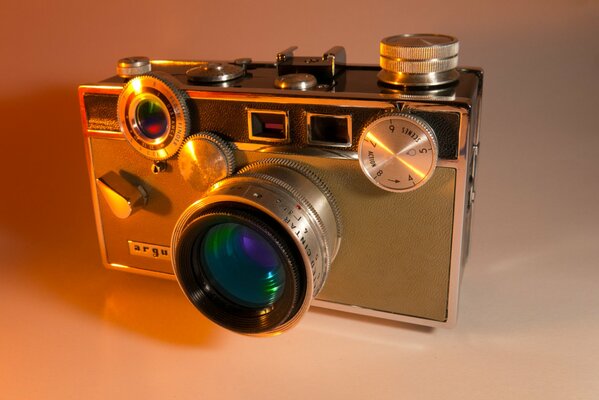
[79,34,483,335]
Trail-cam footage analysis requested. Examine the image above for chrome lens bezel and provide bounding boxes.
[117,74,189,160]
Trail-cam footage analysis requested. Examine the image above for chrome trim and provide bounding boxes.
[232,142,458,168]
[79,84,122,92]
[311,299,455,328]
[79,86,107,273]
[152,60,209,67]
[83,136,112,273]
[78,73,471,103]
[234,142,359,160]
[306,112,352,148]
[86,129,122,136]
[246,108,289,143]
[187,90,396,109]
[107,263,177,281]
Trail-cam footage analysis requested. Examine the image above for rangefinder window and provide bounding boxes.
[248,110,289,142]
[307,113,352,147]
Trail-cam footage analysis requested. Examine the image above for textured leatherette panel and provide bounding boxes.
[242,153,456,322]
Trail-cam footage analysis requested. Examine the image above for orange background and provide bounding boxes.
[1,1,598,398]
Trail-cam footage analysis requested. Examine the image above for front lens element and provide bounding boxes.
[199,222,286,308]
[136,98,169,140]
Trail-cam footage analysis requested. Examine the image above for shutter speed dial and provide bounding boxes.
[358,113,438,192]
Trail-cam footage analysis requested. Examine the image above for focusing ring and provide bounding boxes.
[238,158,343,240]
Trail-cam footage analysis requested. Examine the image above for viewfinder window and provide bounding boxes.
[248,110,288,142]
[307,114,352,147]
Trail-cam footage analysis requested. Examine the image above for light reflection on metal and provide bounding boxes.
[132,78,143,95]
[178,133,235,192]
[96,172,147,219]
[365,131,426,179]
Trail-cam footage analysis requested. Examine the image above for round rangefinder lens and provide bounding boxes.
[199,223,286,308]
[136,98,169,140]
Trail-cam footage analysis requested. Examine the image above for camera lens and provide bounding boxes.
[197,222,286,307]
[172,159,342,336]
[174,206,306,335]
[135,98,169,141]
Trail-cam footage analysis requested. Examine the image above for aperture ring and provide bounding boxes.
[238,158,343,238]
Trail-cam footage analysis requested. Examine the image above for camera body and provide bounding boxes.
[79,35,482,334]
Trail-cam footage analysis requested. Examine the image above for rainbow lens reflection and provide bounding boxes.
[200,223,286,308]
[135,98,168,140]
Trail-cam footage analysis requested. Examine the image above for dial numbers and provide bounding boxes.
[358,114,438,192]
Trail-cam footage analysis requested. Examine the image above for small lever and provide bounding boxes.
[96,171,147,219]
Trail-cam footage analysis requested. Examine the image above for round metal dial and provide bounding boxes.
[118,74,190,160]
[358,113,438,192]
[186,62,244,83]
[378,33,460,87]
[178,132,236,192]
[274,73,317,90]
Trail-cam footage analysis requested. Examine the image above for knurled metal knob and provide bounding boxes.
[116,56,151,78]
[378,34,460,87]
[178,132,236,192]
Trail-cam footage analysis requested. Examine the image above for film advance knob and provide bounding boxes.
[378,33,459,87]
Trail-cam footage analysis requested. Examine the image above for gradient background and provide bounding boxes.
[1,1,598,398]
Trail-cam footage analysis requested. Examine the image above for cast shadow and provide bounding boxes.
[0,87,220,347]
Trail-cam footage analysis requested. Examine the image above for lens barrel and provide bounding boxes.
[172,159,342,336]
